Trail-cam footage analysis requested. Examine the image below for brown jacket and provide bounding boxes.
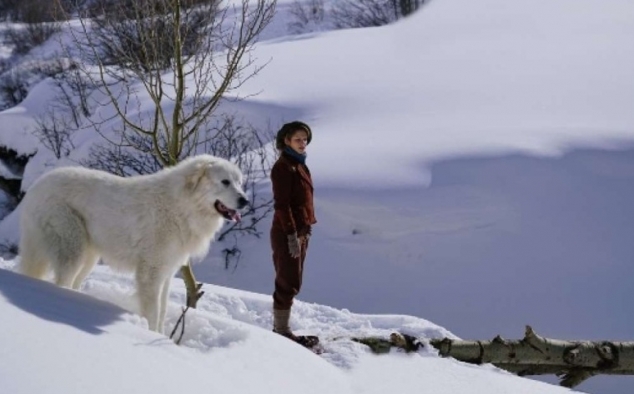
[271,153,317,236]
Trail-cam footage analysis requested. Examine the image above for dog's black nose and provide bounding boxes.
[237,196,249,209]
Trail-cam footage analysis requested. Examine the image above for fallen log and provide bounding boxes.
[346,328,634,388]
[427,326,634,388]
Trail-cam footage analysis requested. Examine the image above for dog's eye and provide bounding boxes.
[221,179,230,186]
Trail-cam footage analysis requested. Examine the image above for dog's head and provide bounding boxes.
[184,155,249,222]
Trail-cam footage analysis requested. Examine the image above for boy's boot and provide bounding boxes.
[273,308,319,348]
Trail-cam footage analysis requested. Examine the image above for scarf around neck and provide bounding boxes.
[283,146,307,165]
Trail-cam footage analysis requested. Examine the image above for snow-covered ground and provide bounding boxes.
[0,258,576,394]
[2,0,634,393]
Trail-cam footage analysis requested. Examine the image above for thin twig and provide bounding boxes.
[169,306,190,345]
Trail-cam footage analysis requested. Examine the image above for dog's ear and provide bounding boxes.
[185,162,212,192]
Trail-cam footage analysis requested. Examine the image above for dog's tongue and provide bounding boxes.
[232,211,242,223]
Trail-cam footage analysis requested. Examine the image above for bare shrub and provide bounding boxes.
[48,60,96,127]
[33,111,76,159]
[81,131,165,177]
[206,117,276,242]
[287,0,327,34]
[30,59,94,159]
[86,0,221,71]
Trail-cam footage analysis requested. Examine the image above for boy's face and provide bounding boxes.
[285,130,308,154]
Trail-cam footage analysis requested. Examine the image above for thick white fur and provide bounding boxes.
[18,154,247,332]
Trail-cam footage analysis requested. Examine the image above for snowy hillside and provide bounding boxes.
[0,258,578,394]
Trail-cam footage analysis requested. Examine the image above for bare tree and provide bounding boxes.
[56,0,278,308]
[61,0,276,166]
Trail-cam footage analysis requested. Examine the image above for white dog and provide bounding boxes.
[18,154,248,332]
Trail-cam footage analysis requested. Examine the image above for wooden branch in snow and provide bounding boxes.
[428,326,634,388]
[180,262,204,309]
[170,263,202,345]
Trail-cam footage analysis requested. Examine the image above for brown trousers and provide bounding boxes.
[271,227,310,310]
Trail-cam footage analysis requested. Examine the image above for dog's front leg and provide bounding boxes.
[158,276,172,333]
[136,266,163,332]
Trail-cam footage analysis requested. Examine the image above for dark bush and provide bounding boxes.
[331,0,424,29]
[5,22,60,55]
[0,71,28,109]
[0,0,74,22]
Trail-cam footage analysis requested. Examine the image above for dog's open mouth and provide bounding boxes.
[214,200,242,222]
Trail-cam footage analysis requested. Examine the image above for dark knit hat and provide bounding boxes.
[275,121,312,151]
